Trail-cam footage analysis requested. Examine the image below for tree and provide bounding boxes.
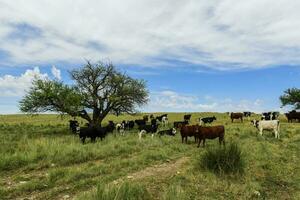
[280,88,300,110]
[20,61,149,126]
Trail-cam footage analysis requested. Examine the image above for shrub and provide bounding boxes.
[200,142,245,175]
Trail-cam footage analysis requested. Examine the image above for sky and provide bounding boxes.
[0,0,299,114]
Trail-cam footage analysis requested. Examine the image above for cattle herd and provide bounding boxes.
[69,110,300,146]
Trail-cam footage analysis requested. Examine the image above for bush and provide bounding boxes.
[200,142,245,175]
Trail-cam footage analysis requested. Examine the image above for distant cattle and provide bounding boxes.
[174,121,189,128]
[261,112,279,120]
[199,116,216,125]
[197,125,225,147]
[184,114,192,122]
[285,110,300,122]
[157,128,176,137]
[230,112,243,123]
[180,125,199,143]
[135,119,146,126]
[156,114,168,122]
[243,112,252,117]
[69,120,79,134]
[78,126,107,143]
[251,119,280,139]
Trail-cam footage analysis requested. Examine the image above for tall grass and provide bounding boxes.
[199,142,245,175]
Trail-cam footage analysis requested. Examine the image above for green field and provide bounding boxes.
[0,113,299,199]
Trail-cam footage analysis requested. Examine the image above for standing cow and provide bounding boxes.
[251,119,280,139]
[230,112,243,123]
[197,125,225,147]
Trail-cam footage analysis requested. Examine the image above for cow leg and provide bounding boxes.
[185,136,188,144]
[241,117,243,122]
[81,137,86,144]
[202,138,206,147]
[197,138,202,148]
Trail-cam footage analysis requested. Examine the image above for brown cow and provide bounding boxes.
[230,112,243,123]
[197,125,225,147]
[180,125,199,144]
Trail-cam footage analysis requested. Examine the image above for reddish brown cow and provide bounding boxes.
[230,112,243,123]
[197,125,225,147]
[180,125,199,144]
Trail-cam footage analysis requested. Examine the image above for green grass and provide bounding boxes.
[0,112,299,199]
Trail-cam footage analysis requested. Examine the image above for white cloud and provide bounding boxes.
[0,67,48,97]
[51,65,61,80]
[0,0,300,69]
[145,90,276,113]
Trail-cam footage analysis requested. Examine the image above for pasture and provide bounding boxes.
[0,113,299,199]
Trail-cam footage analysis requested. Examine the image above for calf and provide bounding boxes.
[180,125,199,143]
[78,125,107,143]
[174,121,189,128]
[184,114,192,122]
[157,128,176,137]
[251,119,280,139]
[199,116,216,125]
[69,120,79,134]
[197,125,225,147]
[230,112,243,123]
[138,124,158,140]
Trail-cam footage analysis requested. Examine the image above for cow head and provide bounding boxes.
[213,116,216,120]
[251,120,259,128]
[172,128,176,135]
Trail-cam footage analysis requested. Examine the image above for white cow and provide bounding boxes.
[161,116,168,127]
[251,119,280,139]
[116,123,125,136]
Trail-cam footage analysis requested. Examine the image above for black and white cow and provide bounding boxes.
[157,128,176,137]
[261,112,279,120]
[69,120,79,134]
[138,124,158,140]
[199,116,216,125]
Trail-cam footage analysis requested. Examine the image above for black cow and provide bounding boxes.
[69,120,79,134]
[199,116,216,125]
[184,114,192,122]
[135,119,146,126]
[79,126,107,143]
[105,121,115,133]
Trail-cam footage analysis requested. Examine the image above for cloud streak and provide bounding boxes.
[0,0,300,69]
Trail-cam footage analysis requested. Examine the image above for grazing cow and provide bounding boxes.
[230,112,243,123]
[184,114,192,122]
[197,125,225,147]
[138,124,158,140]
[180,125,199,143]
[143,115,149,122]
[251,120,280,139]
[161,116,168,127]
[261,112,279,120]
[174,121,189,128]
[156,114,168,122]
[157,128,176,137]
[69,120,79,134]
[135,119,146,126]
[78,125,107,143]
[199,116,216,125]
[116,122,125,136]
[285,110,300,122]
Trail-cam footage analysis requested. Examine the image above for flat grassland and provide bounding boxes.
[0,113,299,199]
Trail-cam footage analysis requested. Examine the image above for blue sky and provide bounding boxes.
[0,0,300,113]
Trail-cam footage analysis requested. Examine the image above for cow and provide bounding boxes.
[174,121,189,128]
[105,121,115,134]
[243,112,252,117]
[156,114,168,122]
[123,120,135,130]
[143,115,149,122]
[150,114,154,120]
[69,120,79,134]
[285,111,300,122]
[78,125,107,144]
[261,112,279,120]
[197,125,225,147]
[230,112,243,123]
[184,114,192,122]
[135,119,146,126]
[199,116,216,125]
[161,116,168,127]
[116,122,125,136]
[138,124,158,140]
[251,119,280,139]
[180,125,199,144]
[157,128,176,137]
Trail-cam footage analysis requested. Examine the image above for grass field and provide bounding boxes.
[0,113,299,199]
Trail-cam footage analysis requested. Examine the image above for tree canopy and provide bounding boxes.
[280,88,300,110]
[20,61,149,125]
